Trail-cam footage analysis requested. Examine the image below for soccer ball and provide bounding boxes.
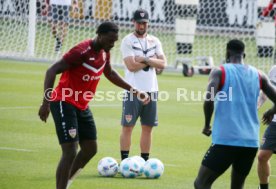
[131,156,146,176]
[143,158,164,179]
[120,157,141,178]
[97,157,119,177]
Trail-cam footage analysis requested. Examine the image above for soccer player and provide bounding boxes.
[43,0,78,52]
[261,0,276,26]
[119,8,167,161]
[259,0,276,63]
[38,22,149,189]
[194,39,276,189]
[257,65,276,189]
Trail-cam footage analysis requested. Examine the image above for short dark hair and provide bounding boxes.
[226,39,245,54]
[96,22,119,35]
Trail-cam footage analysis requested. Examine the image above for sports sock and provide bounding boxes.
[121,151,129,160]
[66,168,82,189]
[66,180,73,189]
[141,153,149,161]
[259,184,269,189]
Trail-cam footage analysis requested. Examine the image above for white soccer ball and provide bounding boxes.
[143,158,164,179]
[97,157,119,177]
[131,156,146,176]
[120,157,141,178]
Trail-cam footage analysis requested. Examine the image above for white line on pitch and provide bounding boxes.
[0,104,120,110]
[0,106,35,110]
[0,147,36,152]
[180,102,203,105]
[91,104,120,107]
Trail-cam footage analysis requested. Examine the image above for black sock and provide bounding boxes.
[141,153,149,161]
[121,151,129,160]
[260,184,268,189]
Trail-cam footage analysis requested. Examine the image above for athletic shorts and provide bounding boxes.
[49,4,70,23]
[50,101,97,144]
[202,144,258,176]
[260,121,276,153]
[121,92,158,126]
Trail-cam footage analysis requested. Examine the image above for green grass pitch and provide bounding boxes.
[0,59,275,189]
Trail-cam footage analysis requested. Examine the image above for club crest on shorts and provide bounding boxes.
[125,114,132,123]
[68,128,77,138]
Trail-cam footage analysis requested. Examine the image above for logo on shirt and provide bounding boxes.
[82,74,101,82]
[89,57,95,61]
[148,39,154,44]
[81,46,91,55]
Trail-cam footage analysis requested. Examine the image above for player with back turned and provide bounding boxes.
[194,39,276,189]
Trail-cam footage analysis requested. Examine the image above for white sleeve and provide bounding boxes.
[257,91,267,109]
[154,37,164,56]
[120,37,135,59]
[268,65,276,83]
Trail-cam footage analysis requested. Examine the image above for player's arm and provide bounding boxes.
[123,56,148,72]
[257,91,267,109]
[203,67,222,136]
[145,38,167,70]
[134,54,166,70]
[259,71,276,124]
[104,62,132,91]
[38,59,73,122]
[103,63,150,104]
[120,37,147,72]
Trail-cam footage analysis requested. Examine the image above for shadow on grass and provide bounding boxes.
[78,174,161,181]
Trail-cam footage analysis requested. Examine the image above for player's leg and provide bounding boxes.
[140,125,152,161]
[140,92,158,161]
[55,21,63,52]
[66,140,97,189]
[57,142,78,189]
[49,4,63,52]
[194,165,221,189]
[231,146,258,189]
[50,101,79,189]
[258,122,276,189]
[69,141,97,176]
[258,150,273,189]
[230,169,246,189]
[194,144,234,189]
[120,92,140,160]
[120,125,134,160]
[67,107,98,186]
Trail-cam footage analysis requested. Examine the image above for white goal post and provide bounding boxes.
[0,0,274,72]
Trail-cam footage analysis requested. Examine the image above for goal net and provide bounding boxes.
[0,0,275,72]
